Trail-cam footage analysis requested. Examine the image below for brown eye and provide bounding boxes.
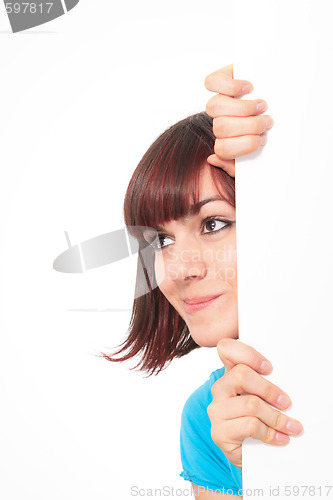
[202,218,228,234]
[150,234,174,251]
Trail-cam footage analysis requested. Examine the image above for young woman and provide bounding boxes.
[101,65,303,499]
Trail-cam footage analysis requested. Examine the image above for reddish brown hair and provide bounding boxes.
[100,112,235,376]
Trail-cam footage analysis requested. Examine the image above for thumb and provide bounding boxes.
[207,155,235,177]
[221,63,233,78]
[216,338,273,375]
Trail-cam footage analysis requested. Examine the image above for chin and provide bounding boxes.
[188,317,239,347]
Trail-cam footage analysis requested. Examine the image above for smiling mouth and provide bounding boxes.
[183,294,223,314]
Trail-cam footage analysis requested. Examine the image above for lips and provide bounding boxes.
[183,294,223,314]
[183,294,221,305]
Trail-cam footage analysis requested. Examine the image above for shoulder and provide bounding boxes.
[180,366,225,453]
[179,366,242,494]
[181,366,225,422]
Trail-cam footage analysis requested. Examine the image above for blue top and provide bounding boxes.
[179,367,243,496]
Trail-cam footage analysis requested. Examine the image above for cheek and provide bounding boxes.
[154,252,166,286]
[154,252,179,288]
[154,257,173,299]
[223,261,237,287]
[213,238,237,284]
[158,282,183,320]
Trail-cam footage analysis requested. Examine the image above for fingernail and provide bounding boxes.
[286,420,303,434]
[256,101,267,113]
[265,117,274,129]
[260,134,267,146]
[260,360,273,372]
[241,83,253,94]
[277,393,292,407]
[276,432,290,444]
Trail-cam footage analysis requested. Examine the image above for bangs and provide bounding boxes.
[124,112,235,240]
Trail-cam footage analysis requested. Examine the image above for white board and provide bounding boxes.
[233,1,333,498]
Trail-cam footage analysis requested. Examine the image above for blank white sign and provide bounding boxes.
[233,1,333,499]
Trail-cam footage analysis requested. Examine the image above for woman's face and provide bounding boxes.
[144,163,238,347]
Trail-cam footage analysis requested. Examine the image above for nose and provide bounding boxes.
[168,236,209,281]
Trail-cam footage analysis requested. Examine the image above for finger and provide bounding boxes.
[205,64,254,97]
[213,364,292,412]
[215,416,291,447]
[216,338,272,375]
[214,133,267,160]
[207,155,235,177]
[206,93,267,118]
[213,115,274,139]
[209,395,303,437]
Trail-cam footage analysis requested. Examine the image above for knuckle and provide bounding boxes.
[210,424,225,449]
[250,99,261,115]
[210,377,224,399]
[207,401,222,421]
[244,395,260,415]
[206,94,220,117]
[264,426,276,444]
[210,381,218,399]
[245,416,259,436]
[204,73,215,91]
[256,117,267,134]
[271,410,284,430]
[240,100,255,116]
[210,425,221,446]
[213,117,227,137]
[233,363,249,383]
[263,383,278,403]
[205,101,214,117]
[231,79,240,96]
[207,402,214,419]
[210,427,219,446]
[249,134,261,151]
[212,118,219,136]
[214,139,229,159]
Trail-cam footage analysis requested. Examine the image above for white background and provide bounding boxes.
[2,2,331,499]
[0,1,234,499]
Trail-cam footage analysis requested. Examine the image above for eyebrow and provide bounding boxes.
[154,196,228,231]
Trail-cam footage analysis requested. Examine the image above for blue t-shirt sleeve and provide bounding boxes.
[179,367,242,496]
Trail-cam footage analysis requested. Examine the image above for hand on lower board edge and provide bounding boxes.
[207,338,303,469]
